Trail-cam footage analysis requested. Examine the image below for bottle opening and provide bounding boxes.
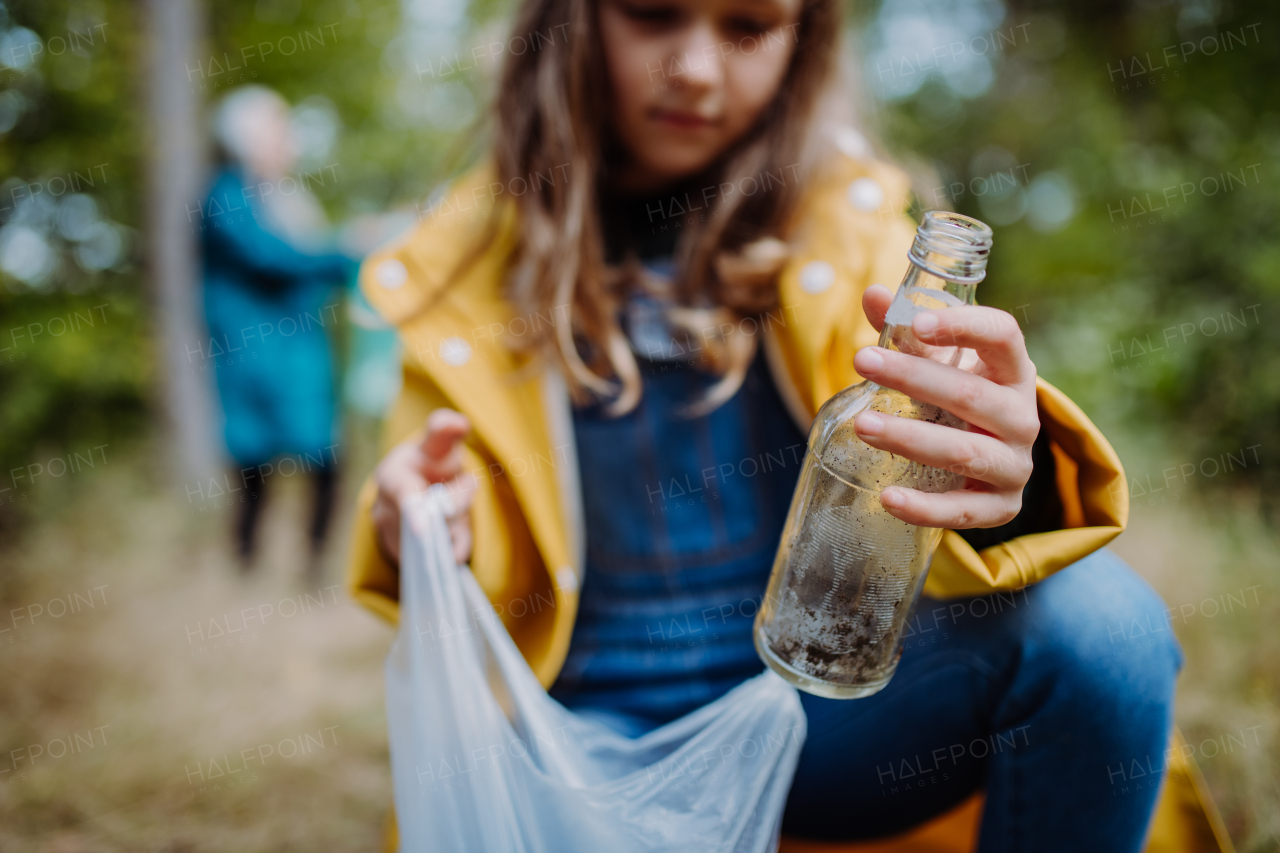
[908,211,993,284]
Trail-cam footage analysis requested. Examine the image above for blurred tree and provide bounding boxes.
[146,0,218,483]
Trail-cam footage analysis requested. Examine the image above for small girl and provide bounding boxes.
[348,0,1205,848]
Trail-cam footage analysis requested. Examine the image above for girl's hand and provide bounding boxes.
[852,284,1039,530]
[371,408,477,565]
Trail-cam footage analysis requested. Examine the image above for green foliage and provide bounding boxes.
[0,0,148,520]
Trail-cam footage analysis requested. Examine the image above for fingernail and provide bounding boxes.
[914,313,939,336]
[881,487,904,509]
[855,412,884,436]
[855,347,884,373]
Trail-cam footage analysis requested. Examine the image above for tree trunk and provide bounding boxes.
[145,0,218,486]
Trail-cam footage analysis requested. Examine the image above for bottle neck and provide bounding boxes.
[876,264,978,367]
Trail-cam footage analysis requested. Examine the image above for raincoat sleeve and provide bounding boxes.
[203,171,357,286]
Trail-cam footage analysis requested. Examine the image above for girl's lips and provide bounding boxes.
[651,108,718,130]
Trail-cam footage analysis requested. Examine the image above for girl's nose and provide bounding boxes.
[672,22,725,90]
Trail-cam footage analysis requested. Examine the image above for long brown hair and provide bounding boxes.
[492,0,843,414]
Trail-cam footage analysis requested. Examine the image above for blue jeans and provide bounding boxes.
[781,548,1182,852]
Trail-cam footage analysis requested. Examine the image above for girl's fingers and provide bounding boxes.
[377,448,430,505]
[372,413,475,566]
[861,284,893,333]
[880,484,1022,530]
[422,408,470,458]
[853,346,1039,445]
[910,306,1035,387]
[374,469,476,563]
[853,412,1031,491]
[420,408,470,482]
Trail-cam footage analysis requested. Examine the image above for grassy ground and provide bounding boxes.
[0,438,1276,852]
[0,441,395,852]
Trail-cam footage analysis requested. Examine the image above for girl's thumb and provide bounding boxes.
[421,408,470,460]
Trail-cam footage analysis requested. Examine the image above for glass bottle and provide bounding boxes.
[754,211,993,699]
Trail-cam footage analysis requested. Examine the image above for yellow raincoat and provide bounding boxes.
[347,155,1232,853]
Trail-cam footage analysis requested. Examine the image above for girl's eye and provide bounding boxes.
[619,3,681,25]
[725,16,774,36]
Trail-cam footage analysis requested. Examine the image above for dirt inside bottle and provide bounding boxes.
[755,392,962,698]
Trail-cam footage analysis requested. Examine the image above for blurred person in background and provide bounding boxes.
[199,85,358,577]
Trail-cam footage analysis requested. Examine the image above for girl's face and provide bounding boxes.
[599,0,802,191]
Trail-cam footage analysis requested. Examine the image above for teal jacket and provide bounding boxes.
[198,167,357,465]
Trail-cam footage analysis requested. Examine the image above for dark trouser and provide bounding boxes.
[235,461,338,568]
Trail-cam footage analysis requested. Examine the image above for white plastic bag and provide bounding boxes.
[386,486,808,853]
